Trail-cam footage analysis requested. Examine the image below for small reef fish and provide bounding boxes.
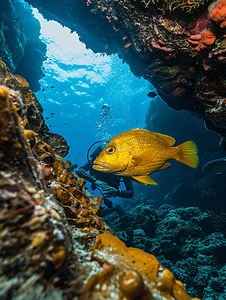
[202,157,226,173]
[93,128,199,185]
[147,91,157,98]
[124,42,133,48]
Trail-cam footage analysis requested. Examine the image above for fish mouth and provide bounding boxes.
[93,161,109,171]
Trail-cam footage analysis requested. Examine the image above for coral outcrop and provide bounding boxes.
[0,58,200,299]
[104,199,226,299]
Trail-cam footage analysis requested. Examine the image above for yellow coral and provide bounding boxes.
[92,233,160,281]
[91,233,200,300]
[53,248,66,269]
[24,129,36,150]
[31,232,46,247]
[119,270,144,300]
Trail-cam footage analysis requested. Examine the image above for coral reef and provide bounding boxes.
[104,199,226,299]
[0,58,200,299]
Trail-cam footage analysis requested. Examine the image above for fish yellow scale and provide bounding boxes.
[93,128,199,185]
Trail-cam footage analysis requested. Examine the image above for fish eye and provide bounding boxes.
[106,147,115,154]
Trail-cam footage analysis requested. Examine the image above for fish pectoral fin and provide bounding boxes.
[130,177,146,184]
[157,162,171,171]
[132,151,158,166]
[131,156,143,166]
[132,175,157,185]
[132,150,161,167]
[152,132,175,146]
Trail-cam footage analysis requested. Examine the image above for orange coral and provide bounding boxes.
[79,264,117,300]
[209,0,226,28]
[194,29,216,51]
[188,34,201,45]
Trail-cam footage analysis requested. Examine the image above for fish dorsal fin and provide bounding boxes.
[130,128,140,131]
[132,175,158,185]
[131,155,151,166]
[152,132,175,146]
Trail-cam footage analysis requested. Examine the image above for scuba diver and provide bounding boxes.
[76,142,134,209]
[99,103,113,121]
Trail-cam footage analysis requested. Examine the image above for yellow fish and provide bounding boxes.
[93,128,199,185]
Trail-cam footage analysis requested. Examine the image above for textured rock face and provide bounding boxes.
[0,0,46,91]
[25,0,226,148]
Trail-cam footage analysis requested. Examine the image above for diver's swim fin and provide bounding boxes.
[202,157,226,173]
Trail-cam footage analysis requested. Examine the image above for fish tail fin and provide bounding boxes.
[175,141,199,168]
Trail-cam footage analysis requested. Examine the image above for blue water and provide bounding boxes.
[33,8,152,170]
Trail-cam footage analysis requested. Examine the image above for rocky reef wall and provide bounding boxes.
[0,0,46,91]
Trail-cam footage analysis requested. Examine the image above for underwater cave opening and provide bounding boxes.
[32,7,154,169]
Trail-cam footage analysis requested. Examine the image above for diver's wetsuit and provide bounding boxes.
[76,161,134,199]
